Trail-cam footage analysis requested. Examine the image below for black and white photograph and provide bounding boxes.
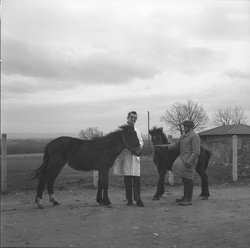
[1,0,250,247]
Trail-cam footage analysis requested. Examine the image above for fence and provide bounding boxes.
[0,132,156,193]
[1,133,250,194]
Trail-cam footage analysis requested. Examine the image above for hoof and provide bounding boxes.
[103,201,111,206]
[96,199,103,205]
[175,197,185,203]
[202,196,208,200]
[136,200,144,207]
[35,197,44,209]
[199,193,210,197]
[49,194,61,206]
[50,199,61,205]
[152,196,160,201]
[179,201,192,206]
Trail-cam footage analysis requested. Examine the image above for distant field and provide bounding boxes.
[4,154,250,193]
[6,154,100,192]
[5,155,161,192]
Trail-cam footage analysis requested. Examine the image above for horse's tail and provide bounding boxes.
[204,148,211,171]
[29,144,50,180]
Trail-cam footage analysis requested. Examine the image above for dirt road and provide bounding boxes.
[1,184,250,248]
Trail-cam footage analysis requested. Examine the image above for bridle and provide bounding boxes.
[152,135,166,150]
[122,132,141,151]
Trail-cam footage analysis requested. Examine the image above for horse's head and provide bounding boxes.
[149,126,169,156]
[120,125,141,157]
[149,126,168,146]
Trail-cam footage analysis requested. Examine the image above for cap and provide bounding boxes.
[183,120,194,127]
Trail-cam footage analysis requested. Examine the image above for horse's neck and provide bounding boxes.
[111,131,125,155]
[161,133,169,144]
[163,141,171,145]
[96,131,124,155]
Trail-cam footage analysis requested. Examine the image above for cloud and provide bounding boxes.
[2,0,250,134]
[225,70,250,80]
[2,36,160,98]
[3,38,61,79]
[195,2,250,41]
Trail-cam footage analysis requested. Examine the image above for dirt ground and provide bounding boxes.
[1,184,250,248]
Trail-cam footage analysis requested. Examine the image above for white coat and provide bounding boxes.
[113,127,143,176]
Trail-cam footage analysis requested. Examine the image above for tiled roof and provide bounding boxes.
[198,124,250,136]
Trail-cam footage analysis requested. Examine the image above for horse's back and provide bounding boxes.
[196,146,211,171]
[46,137,84,154]
[46,137,98,169]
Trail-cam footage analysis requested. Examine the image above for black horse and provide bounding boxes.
[149,127,211,200]
[30,125,141,209]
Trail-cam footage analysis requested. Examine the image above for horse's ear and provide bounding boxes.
[160,127,163,132]
[119,124,128,130]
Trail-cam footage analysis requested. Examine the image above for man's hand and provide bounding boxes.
[185,162,192,169]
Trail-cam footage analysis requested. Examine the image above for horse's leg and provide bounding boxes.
[201,172,210,199]
[35,176,47,209]
[47,177,61,205]
[153,167,166,200]
[96,172,103,205]
[159,168,168,197]
[152,168,161,200]
[47,166,64,206]
[196,167,210,200]
[101,169,111,206]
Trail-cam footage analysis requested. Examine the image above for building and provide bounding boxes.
[198,124,250,164]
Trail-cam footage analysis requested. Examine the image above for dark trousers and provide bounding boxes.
[124,176,141,201]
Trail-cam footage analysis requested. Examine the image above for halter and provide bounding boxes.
[122,132,141,151]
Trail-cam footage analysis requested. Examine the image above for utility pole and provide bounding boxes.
[147,111,151,156]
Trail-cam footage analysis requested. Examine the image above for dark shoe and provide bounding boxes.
[175,196,185,203]
[136,200,144,207]
[127,200,133,206]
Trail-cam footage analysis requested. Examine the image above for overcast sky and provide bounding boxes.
[2,0,250,136]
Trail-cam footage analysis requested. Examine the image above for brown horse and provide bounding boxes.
[30,125,141,209]
[149,127,211,200]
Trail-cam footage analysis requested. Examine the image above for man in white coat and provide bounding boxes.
[113,111,144,207]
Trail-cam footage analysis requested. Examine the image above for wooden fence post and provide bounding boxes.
[1,134,7,193]
[232,135,238,182]
[93,171,98,187]
[167,135,174,185]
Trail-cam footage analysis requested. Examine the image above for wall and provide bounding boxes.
[200,135,250,166]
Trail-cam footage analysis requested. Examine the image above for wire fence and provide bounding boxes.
[1,132,156,193]
[1,132,250,194]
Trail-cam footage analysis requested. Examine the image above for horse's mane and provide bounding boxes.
[89,125,126,149]
[150,126,169,144]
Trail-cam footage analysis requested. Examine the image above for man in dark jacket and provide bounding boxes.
[156,120,200,206]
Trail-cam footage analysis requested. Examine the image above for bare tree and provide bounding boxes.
[160,99,209,134]
[212,106,249,126]
[79,127,102,140]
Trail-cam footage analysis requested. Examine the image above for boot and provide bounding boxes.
[179,179,193,206]
[175,185,186,202]
[175,178,186,203]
